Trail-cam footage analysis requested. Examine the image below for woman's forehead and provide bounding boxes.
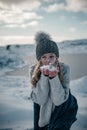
[42,53,56,57]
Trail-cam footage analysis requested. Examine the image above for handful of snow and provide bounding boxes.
[40,63,57,71]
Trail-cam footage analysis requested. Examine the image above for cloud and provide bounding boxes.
[43,3,65,12]
[43,0,87,13]
[66,0,87,13]
[0,0,43,27]
[80,21,87,25]
[0,0,41,11]
[5,21,39,28]
[0,10,43,24]
[59,15,66,20]
[69,27,76,32]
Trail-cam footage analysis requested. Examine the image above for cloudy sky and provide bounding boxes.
[0,0,87,46]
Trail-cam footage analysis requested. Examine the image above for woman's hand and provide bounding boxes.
[49,68,59,78]
[40,64,59,78]
[40,64,49,76]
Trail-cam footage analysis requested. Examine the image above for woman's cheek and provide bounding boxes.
[50,59,56,64]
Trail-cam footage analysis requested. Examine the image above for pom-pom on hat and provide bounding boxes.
[35,31,59,61]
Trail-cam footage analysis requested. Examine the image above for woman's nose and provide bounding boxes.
[46,58,51,64]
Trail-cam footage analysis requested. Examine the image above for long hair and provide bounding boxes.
[31,60,63,87]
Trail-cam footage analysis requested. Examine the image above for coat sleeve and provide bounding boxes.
[49,64,70,106]
[30,66,50,105]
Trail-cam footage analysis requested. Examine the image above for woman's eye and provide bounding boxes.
[50,56,54,58]
[42,56,46,59]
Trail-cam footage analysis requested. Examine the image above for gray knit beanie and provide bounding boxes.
[35,31,59,61]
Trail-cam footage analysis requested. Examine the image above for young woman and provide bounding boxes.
[30,32,78,130]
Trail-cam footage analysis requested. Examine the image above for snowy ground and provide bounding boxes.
[0,75,33,130]
[0,71,87,130]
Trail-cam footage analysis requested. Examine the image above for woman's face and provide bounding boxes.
[41,53,57,65]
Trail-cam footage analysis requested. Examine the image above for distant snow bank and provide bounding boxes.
[58,39,87,53]
[0,39,87,69]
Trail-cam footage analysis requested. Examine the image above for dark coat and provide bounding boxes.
[33,90,78,130]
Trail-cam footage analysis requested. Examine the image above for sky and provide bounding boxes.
[0,0,87,46]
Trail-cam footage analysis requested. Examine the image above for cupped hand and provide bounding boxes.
[49,68,59,78]
[40,68,49,76]
[40,65,59,78]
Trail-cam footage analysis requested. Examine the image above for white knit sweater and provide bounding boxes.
[30,63,70,127]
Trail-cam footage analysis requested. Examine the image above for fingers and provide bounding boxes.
[40,64,59,78]
[40,68,59,78]
[49,70,58,78]
[41,68,49,76]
